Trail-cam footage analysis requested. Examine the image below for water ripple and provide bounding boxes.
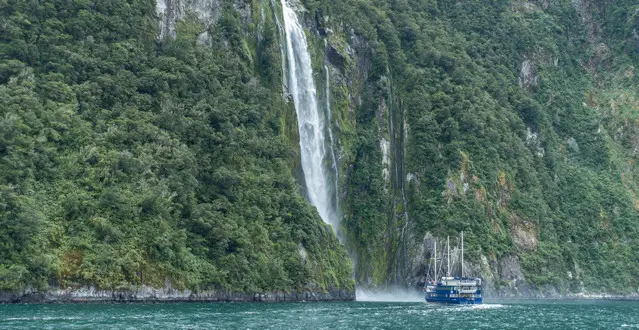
[0,300,637,329]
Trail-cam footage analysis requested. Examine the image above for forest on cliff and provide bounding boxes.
[1,0,638,296]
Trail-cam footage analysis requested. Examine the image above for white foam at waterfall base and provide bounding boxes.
[356,288,424,302]
[280,0,338,231]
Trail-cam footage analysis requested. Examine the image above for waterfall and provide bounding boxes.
[280,0,338,232]
[325,65,339,212]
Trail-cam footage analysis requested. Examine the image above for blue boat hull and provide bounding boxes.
[425,297,483,304]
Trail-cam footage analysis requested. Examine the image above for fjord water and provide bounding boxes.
[1,300,638,329]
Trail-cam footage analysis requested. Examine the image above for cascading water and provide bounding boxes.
[279,0,414,297]
[325,65,339,212]
[280,0,338,232]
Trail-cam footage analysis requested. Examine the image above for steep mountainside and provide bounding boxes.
[0,0,353,299]
[0,0,638,299]
[322,0,639,295]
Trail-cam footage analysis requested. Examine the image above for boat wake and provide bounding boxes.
[467,303,506,309]
[432,303,507,312]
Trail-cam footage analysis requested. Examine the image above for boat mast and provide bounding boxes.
[433,238,437,280]
[461,231,464,278]
[446,236,450,277]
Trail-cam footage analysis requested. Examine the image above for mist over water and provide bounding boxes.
[356,288,424,302]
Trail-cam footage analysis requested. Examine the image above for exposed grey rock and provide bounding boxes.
[526,127,545,157]
[499,255,525,282]
[509,217,539,251]
[157,0,222,41]
[0,286,355,304]
[519,59,539,89]
[511,1,542,14]
[380,137,391,184]
[347,32,371,112]
[632,123,639,155]
[234,0,253,33]
[198,31,211,46]
[567,137,580,152]
[446,178,457,193]
[326,43,347,69]
[299,244,308,261]
[406,173,418,186]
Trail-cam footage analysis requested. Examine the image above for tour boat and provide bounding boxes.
[424,232,483,304]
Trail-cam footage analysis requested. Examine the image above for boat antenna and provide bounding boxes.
[446,236,450,277]
[461,231,464,278]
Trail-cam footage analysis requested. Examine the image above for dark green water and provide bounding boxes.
[1,300,638,329]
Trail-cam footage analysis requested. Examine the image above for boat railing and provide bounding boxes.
[459,289,478,294]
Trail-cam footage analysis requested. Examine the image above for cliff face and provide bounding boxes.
[156,0,222,41]
[0,0,354,298]
[282,0,639,295]
[0,0,638,299]
[0,286,354,303]
[156,0,639,295]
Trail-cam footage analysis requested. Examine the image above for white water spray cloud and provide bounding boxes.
[356,288,424,303]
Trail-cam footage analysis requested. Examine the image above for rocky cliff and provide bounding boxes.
[263,0,639,296]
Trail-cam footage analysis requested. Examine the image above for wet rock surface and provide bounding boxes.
[0,287,355,304]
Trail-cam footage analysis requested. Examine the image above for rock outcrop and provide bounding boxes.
[0,287,355,304]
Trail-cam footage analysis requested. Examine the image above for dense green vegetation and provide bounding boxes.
[0,0,353,294]
[306,0,639,292]
[1,0,638,296]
